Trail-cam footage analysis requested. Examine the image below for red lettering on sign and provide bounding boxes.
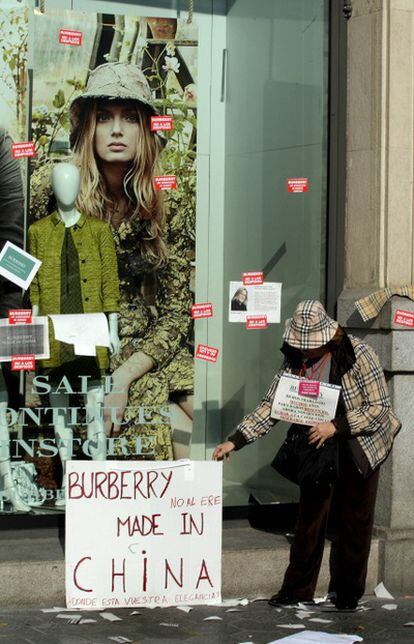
[394,309,414,327]
[11,355,35,371]
[111,558,126,593]
[191,303,213,319]
[246,315,268,329]
[165,559,183,589]
[73,556,92,592]
[195,559,213,589]
[59,29,83,46]
[8,309,32,325]
[11,142,36,159]
[243,272,264,285]
[195,344,219,363]
[154,175,177,190]
[151,115,174,132]
[287,178,309,193]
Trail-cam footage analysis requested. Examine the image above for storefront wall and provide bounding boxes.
[338,0,414,592]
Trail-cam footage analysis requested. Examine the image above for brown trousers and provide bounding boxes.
[280,445,380,601]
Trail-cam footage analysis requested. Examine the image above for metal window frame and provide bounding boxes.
[325,0,349,317]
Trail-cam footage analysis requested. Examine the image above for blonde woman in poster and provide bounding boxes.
[31,62,195,461]
[72,63,194,460]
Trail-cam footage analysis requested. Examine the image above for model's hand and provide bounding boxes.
[308,422,336,449]
[212,441,235,463]
[103,368,131,436]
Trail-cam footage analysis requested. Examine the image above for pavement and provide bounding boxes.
[0,596,413,643]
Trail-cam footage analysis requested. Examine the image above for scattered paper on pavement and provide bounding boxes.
[99,612,122,622]
[220,598,249,607]
[309,618,333,624]
[204,616,223,621]
[298,603,316,612]
[266,631,363,643]
[296,611,312,620]
[278,624,306,629]
[176,606,192,613]
[108,638,132,643]
[226,608,243,613]
[79,619,97,624]
[130,611,141,615]
[374,582,394,599]
[56,614,82,619]
[159,623,179,627]
[381,604,397,610]
[404,622,414,626]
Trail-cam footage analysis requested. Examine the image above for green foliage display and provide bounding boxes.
[0,3,28,138]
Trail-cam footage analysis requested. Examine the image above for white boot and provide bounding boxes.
[86,387,106,461]
[0,424,31,512]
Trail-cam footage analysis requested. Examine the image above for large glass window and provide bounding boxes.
[216,0,330,506]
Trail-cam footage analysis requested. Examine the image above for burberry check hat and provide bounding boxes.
[283,300,339,350]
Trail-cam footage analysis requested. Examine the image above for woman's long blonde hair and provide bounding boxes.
[72,99,167,266]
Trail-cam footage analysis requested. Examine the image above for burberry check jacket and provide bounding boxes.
[228,331,401,474]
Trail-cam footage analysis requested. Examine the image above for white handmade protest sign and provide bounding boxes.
[65,461,222,609]
[271,374,341,425]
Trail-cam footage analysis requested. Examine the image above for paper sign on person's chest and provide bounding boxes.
[271,373,341,426]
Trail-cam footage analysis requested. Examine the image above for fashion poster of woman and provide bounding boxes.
[25,6,198,496]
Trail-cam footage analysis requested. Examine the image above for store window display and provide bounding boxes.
[28,162,120,503]
[31,62,195,462]
[69,63,194,460]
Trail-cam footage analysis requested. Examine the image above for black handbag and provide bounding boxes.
[271,424,339,493]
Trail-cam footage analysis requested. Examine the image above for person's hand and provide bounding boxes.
[212,441,235,463]
[308,422,336,449]
[104,368,131,437]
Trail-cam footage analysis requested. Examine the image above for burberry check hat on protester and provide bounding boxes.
[283,300,338,350]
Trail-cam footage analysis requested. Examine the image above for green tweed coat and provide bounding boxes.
[28,211,120,369]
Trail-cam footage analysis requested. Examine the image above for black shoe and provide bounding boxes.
[334,596,359,611]
[268,592,312,608]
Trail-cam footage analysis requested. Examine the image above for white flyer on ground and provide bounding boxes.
[271,374,341,426]
[49,313,110,356]
[229,281,282,323]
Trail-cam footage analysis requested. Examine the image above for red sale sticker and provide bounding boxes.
[191,303,213,319]
[287,178,309,193]
[11,355,35,371]
[155,175,177,190]
[195,344,219,363]
[298,380,320,397]
[8,309,32,325]
[59,29,83,46]
[242,272,264,286]
[394,309,414,327]
[246,315,268,329]
[11,142,36,159]
[151,116,174,132]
